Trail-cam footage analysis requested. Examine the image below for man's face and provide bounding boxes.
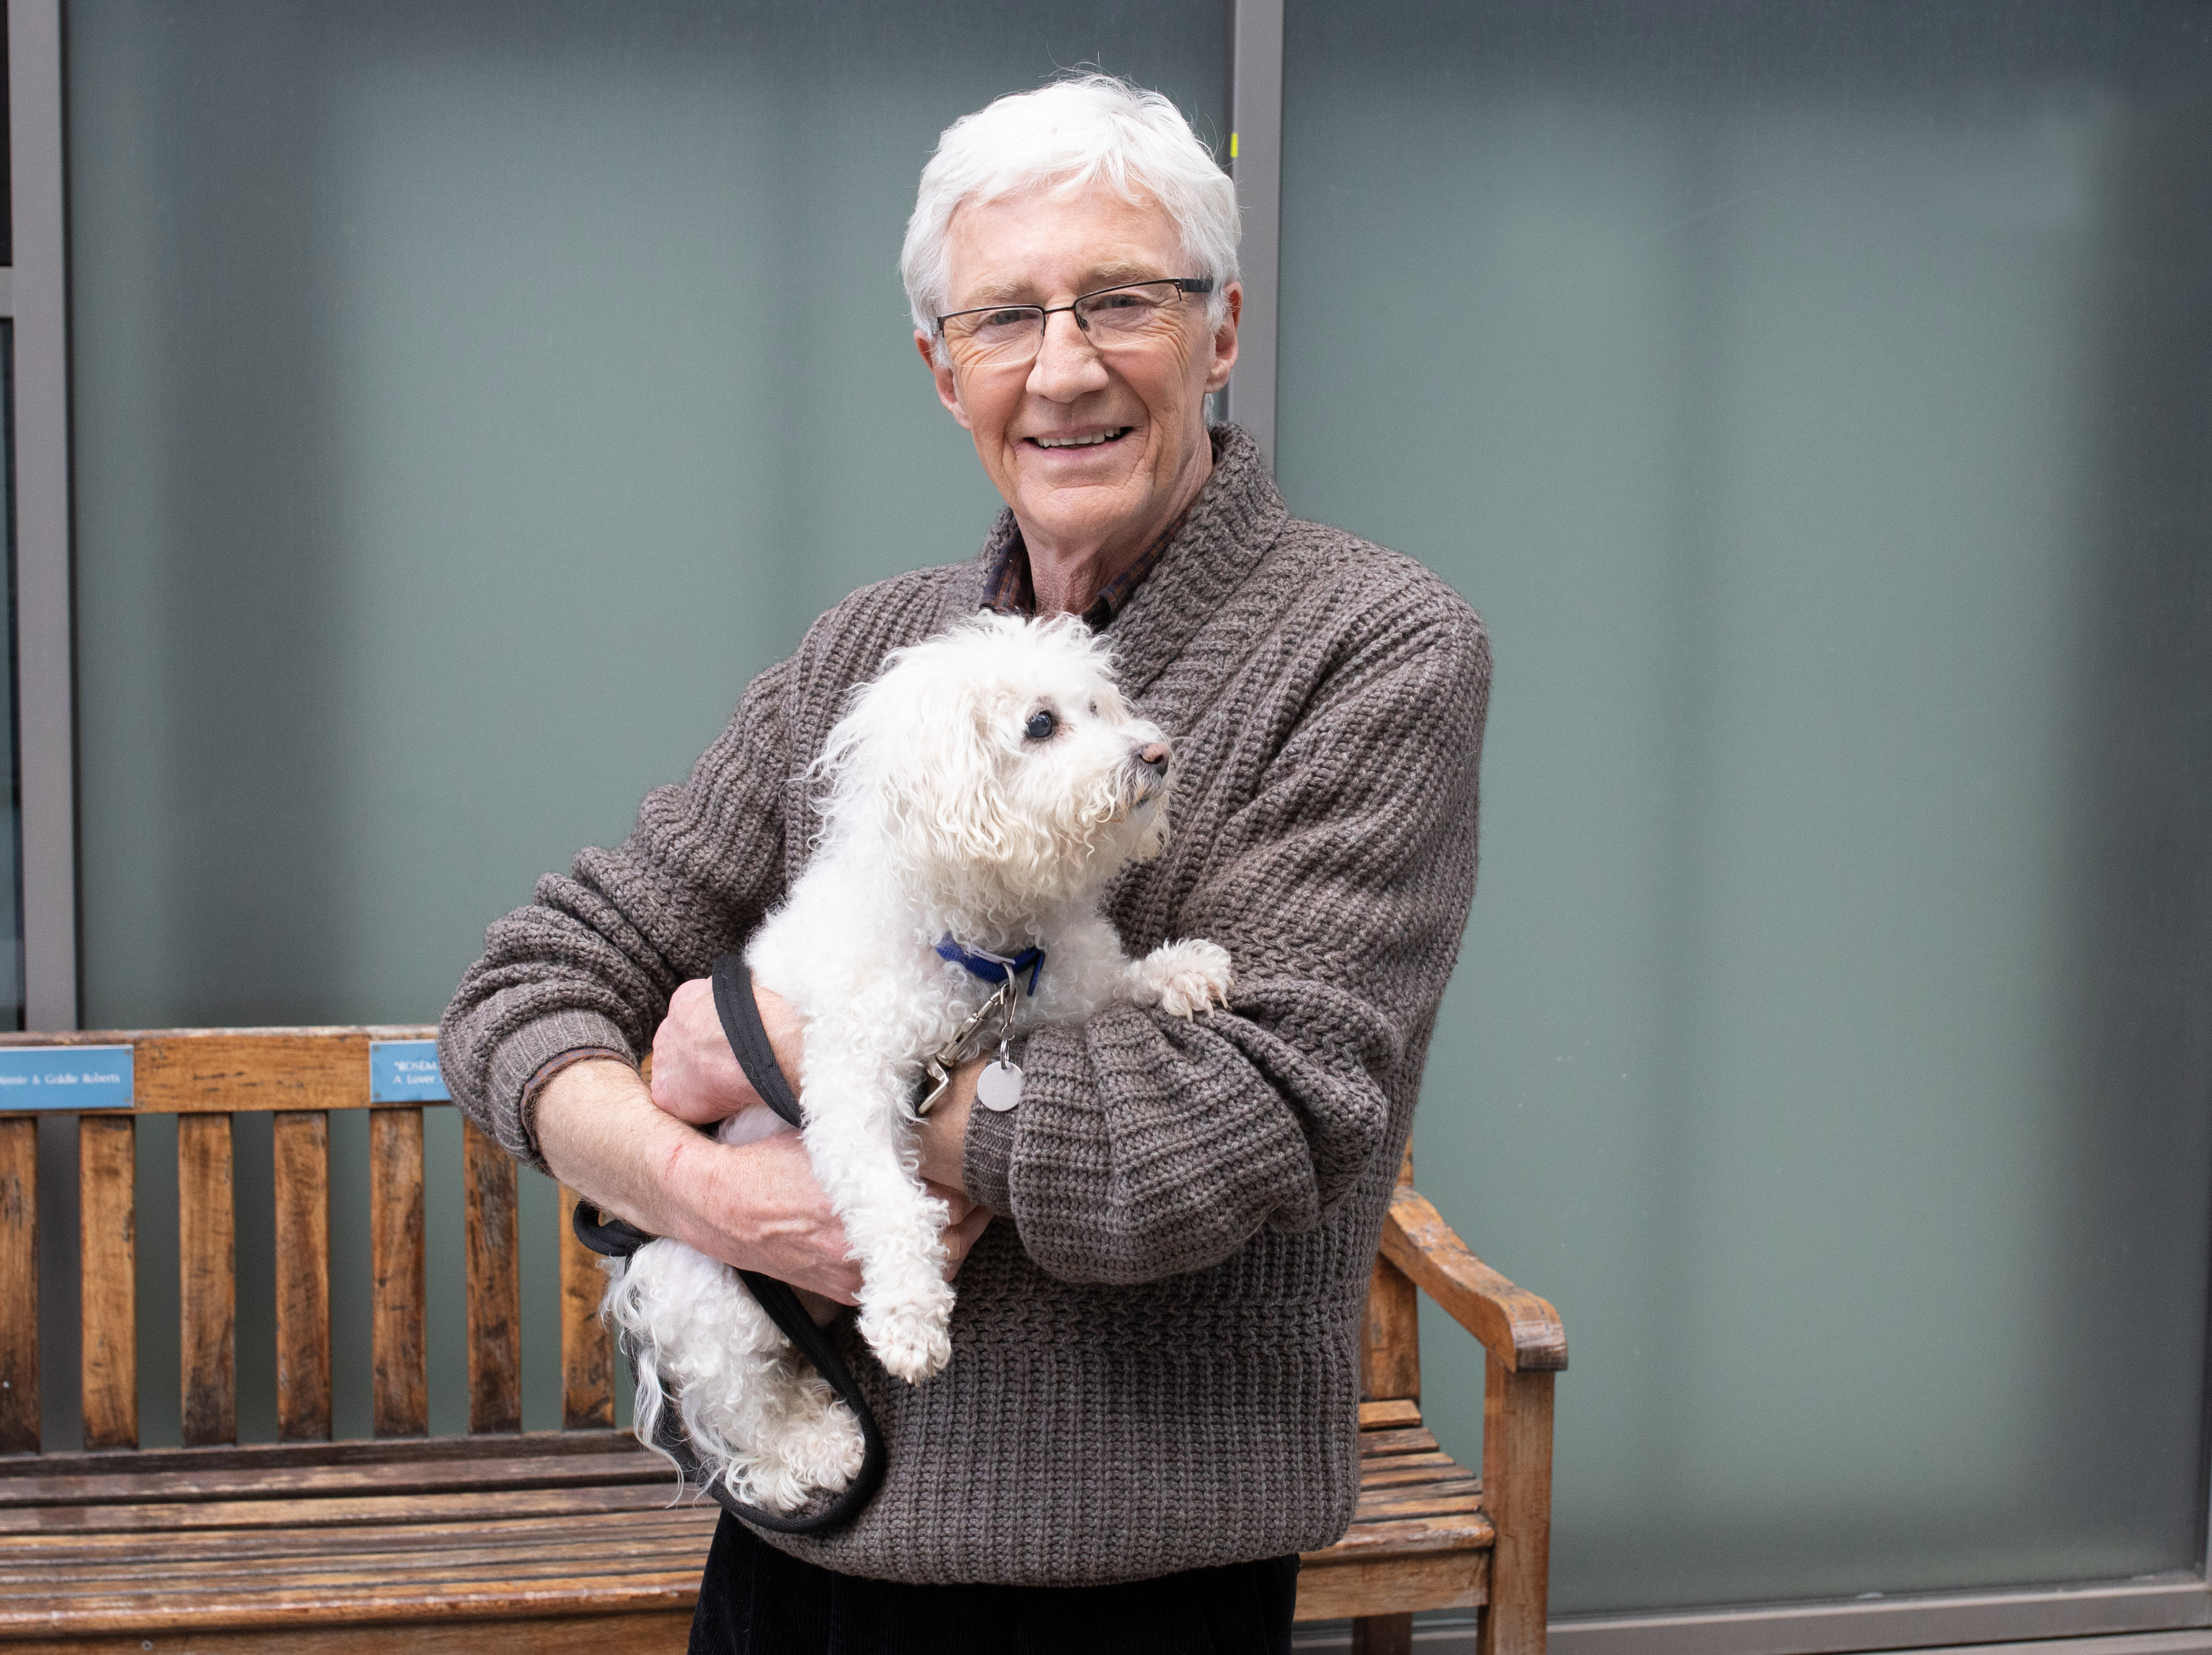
[918,182,1240,558]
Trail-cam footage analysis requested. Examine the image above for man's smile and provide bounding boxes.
[1026,426,1134,450]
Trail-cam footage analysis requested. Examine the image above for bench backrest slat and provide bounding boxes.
[0,1118,37,1451]
[80,1117,139,1449]
[2,1028,644,1456]
[462,1120,523,1434]
[368,1106,429,1437]
[558,1182,615,1430]
[273,1111,333,1442]
[178,1115,238,1446]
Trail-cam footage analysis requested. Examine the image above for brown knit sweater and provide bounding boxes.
[438,425,1489,1585]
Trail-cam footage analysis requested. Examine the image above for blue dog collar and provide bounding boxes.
[935,935,1045,995]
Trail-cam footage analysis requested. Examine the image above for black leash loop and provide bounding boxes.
[570,953,887,1533]
[712,952,806,1129]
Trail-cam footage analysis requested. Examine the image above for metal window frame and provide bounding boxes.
[1292,1620,2212,1655]
[9,0,75,1035]
[1227,0,1282,471]
[1548,1578,2212,1655]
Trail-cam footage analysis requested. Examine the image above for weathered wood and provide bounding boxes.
[178,1114,239,1446]
[17,1425,639,1483]
[274,1111,334,1442]
[464,1120,523,1434]
[1,1479,682,1534]
[77,1116,138,1450]
[0,1612,696,1655]
[0,1025,439,1113]
[1360,1455,1466,1490]
[1353,1489,1483,1522]
[557,1183,614,1430]
[2,1520,712,1579]
[369,1108,428,1437]
[1362,1251,1421,1402]
[1477,1354,1555,1655]
[1,1498,703,1562]
[0,1117,38,1451]
[1295,1549,1487,1622]
[1,1027,1558,1651]
[0,1499,715,1642]
[1356,1398,1422,1430]
[1382,1185,1567,1373]
[1357,1424,1443,1457]
[1352,1614,1415,1655]
[0,1445,666,1509]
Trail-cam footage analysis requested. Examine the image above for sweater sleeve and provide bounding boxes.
[437,653,796,1172]
[962,598,1489,1285]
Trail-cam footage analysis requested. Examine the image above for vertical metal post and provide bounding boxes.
[1228,0,1283,473]
[10,0,78,1033]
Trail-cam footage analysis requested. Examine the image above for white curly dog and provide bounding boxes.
[604,611,1233,1513]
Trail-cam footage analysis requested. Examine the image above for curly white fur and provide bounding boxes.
[604,613,1233,1511]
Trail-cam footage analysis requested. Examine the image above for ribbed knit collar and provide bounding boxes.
[943,424,1289,699]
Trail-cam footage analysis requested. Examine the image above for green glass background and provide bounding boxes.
[1277,0,2212,1613]
[57,0,2212,1616]
[66,0,1224,1448]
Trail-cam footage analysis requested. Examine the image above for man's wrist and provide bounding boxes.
[916,1059,980,1192]
[537,1055,695,1237]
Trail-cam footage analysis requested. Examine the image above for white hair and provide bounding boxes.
[900,74,1240,347]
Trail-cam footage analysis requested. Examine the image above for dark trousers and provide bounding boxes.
[690,1511,1300,1655]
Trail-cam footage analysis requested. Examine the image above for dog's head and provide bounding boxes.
[816,612,1173,911]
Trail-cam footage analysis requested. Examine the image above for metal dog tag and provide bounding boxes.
[975,1057,1024,1113]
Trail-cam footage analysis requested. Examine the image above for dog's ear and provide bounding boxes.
[815,637,1014,877]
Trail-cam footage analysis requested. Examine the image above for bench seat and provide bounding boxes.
[0,1404,1483,1650]
[0,1027,1561,1652]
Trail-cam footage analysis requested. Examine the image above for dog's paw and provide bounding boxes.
[858,1291,955,1386]
[1128,938,1233,1019]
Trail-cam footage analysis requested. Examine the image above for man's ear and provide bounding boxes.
[917,331,972,429]
[1203,282,1243,394]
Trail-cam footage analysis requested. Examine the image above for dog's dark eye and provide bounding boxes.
[1024,709,1058,741]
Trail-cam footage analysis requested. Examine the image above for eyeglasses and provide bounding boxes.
[936,278,1215,371]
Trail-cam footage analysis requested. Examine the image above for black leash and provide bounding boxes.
[570,953,887,1534]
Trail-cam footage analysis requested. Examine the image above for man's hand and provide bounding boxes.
[647,976,802,1126]
[537,979,992,1303]
[536,1057,865,1301]
[648,974,980,1200]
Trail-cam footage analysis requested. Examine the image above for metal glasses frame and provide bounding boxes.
[934,277,1216,357]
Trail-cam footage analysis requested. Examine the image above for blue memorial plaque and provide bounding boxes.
[369,1040,450,1103]
[0,1045,134,1110]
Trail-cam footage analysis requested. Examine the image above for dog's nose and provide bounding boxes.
[1137,742,1170,774]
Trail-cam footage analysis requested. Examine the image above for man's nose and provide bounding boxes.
[1136,741,1170,774]
[1027,310,1109,400]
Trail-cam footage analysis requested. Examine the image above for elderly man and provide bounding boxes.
[441,74,1487,1654]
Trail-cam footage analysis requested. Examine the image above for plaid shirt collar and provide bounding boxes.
[981,508,1187,631]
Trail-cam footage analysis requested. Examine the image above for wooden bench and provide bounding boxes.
[0,1027,1565,1654]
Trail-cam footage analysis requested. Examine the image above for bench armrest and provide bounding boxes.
[1380,1184,1567,1373]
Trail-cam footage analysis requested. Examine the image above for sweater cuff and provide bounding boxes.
[960,1030,1047,1215]
[489,1010,637,1173]
[962,1096,1017,1214]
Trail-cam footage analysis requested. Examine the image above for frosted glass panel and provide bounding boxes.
[1281,0,2212,1614]
[67,0,1224,1030]
[66,0,1221,1449]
